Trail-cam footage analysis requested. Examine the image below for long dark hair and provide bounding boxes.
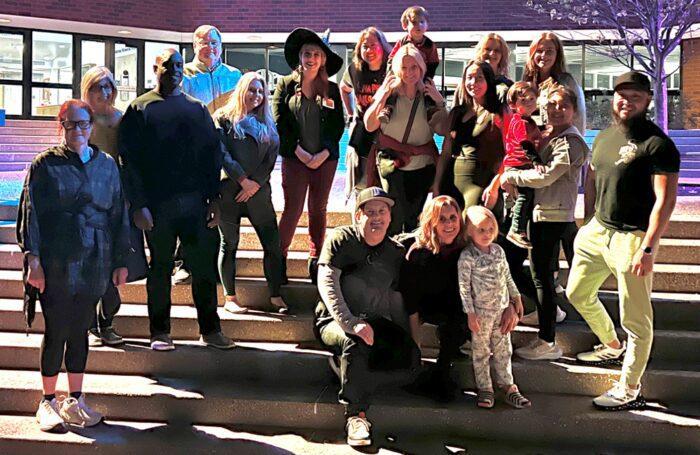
[454,60,502,115]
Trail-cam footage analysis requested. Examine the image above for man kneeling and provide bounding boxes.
[314,187,420,447]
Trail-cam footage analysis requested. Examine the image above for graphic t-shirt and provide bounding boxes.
[343,63,388,155]
[592,119,680,232]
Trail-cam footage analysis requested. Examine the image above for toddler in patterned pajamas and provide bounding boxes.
[458,206,531,409]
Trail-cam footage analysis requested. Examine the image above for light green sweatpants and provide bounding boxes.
[566,217,654,386]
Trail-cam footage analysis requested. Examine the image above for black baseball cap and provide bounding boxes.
[614,71,652,93]
[356,187,394,209]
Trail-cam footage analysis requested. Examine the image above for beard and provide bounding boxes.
[612,108,648,136]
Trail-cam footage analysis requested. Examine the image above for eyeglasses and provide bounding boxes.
[61,120,92,130]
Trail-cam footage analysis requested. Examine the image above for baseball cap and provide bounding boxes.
[356,187,394,209]
[614,71,652,93]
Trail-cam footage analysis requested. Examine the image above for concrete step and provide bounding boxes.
[0,144,46,153]
[2,120,54,129]
[0,127,57,136]
[0,152,39,163]
[0,163,29,172]
[1,299,698,365]
[0,135,60,144]
[0,332,697,402]
[0,370,697,452]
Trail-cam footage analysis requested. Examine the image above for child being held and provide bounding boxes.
[503,81,543,249]
[379,5,440,123]
[458,206,531,409]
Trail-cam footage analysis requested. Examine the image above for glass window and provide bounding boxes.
[0,33,23,81]
[145,42,178,88]
[114,43,138,112]
[81,40,105,78]
[269,48,292,92]
[225,47,266,73]
[32,31,73,84]
[584,45,630,90]
[0,85,22,115]
[31,87,72,116]
[633,45,681,89]
[443,47,474,104]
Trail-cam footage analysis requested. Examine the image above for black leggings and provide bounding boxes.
[40,285,99,377]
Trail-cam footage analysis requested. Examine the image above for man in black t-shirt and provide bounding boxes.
[314,187,419,447]
[119,49,235,352]
[566,72,680,411]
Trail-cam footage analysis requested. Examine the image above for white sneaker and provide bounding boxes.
[519,306,567,327]
[346,414,372,447]
[150,334,175,351]
[88,329,102,347]
[577,341,626,365]
[36,398,65,432]
[555,284,566,294]
[59,395,103,427]
[224,300,248,314]
[459,340,472,356]
[172,267,192,285]
[593,382,645,410]
[515,338,563,360]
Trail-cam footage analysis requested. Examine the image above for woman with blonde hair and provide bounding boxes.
[272,28,345,284]
[80,66,125,346]
[340,27,392,200]
[365,43,448,235]
[522,32,586,134]
[475,33,513,103]
[215,71,287,313]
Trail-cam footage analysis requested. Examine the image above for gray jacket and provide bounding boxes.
[503,125,589,223]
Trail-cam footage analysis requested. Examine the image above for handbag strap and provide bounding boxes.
[401,95,422,144]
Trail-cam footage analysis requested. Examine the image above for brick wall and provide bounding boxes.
[682,38,700,129]
[1,1,555,34]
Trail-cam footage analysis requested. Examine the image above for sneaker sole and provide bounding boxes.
[594,396,646,411]
[101,338,125,346]
[516,350,563,361]
[37,419,66,432]
[347,437,372,447]
[201,341,237,350]
[151,344,176,351]
[576,357,624,367]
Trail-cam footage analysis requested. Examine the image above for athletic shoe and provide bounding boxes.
[346,413,372,447]
[458,340,472,357]
[520,307,567,326]
[555,284,566,294]
[515,338,563,360]
[577,341,626,366]
[172,267,192,285]
[88,329,102,347]
[99,326,124,346]
[59,395,104,427]
[200,332,236,350]
[150,334,175,351]
[224,300,248,314]
[593,382,645,411]
[506,231,533,249]
[36,398,65,432]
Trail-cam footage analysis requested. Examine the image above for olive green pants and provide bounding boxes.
[566,217,654,386]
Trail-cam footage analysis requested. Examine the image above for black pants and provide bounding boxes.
[529,221,577,342]
[145,196,221,337]
[380,165,435,236]
[40,284,99,377]
[218,184,283,297]
[317,317,420,416]
[89,280,121,331]
[421,307,469,369]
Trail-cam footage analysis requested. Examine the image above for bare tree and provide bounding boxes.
[526,0,700,131]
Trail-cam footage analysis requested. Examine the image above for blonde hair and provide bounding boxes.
[401,5,429,28]
[80,66,118,106]
[294,43,329,99]
[475,33,510,78]
[391,44,426,94]
[416,196,466,254]
[216,72,275,143]
[353,27,392,72]
[193,25,222,43]
[465,205,499,245]
[523,32,567,85]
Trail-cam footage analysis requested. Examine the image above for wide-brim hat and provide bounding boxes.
[284,28,343,77]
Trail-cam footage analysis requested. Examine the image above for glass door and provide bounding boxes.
[114,42,138,112]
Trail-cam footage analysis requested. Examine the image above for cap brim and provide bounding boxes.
[283,28,343,76]
[358,196,395,208]
[614,82,651,93]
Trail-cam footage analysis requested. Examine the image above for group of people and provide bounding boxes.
[16,5,680,449]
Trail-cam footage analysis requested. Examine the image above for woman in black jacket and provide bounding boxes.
[272,28,345,283]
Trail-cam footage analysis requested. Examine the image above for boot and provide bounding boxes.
[307,257,319,285]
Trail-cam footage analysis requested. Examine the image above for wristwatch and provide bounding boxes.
[642,246,653,255]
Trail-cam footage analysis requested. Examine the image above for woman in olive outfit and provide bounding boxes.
[272,28,345,283]
[434,60,505,211]
[215,72,288,314]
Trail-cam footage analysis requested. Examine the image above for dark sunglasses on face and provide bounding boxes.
[61,120,92,130]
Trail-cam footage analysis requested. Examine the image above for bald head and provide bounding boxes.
[153,48,183,96]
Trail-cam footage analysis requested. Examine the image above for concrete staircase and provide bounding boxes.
[0,120,699,452]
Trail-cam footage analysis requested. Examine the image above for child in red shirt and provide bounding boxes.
[379,5,440,122]
[503,82,542,249]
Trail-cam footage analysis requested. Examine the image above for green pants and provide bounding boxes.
[566,217,654,386]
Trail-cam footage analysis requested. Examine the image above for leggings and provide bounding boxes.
[40,283,99,377]
[453,156,495,210]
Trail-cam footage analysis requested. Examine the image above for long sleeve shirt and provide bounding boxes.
[17,144,130,297]
[457,243,520,314]
[182,59,242,115]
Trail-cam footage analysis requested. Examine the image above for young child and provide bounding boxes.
[503,81,543,249]
[458,206,531,409]
[379,5,440,122]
